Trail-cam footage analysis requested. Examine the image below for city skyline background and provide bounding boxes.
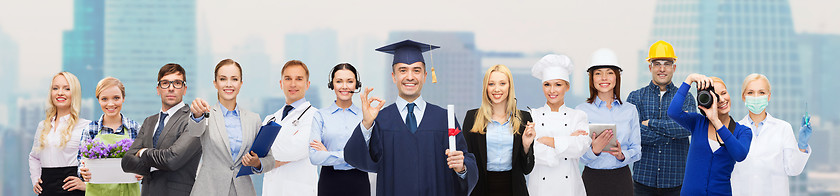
[1,0,839,195]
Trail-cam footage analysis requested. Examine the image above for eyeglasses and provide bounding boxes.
[158,80,186,89]
[650,60,675,68]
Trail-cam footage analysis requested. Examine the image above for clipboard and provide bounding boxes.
[236,121,282,177]
[589,123,618,152]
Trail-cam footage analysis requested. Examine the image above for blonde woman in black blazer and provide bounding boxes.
[462,64,536,196]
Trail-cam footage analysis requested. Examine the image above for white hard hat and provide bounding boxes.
[587,48,623,72]
[532,54,574,83]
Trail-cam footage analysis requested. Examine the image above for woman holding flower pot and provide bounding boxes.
[78,77,143,196]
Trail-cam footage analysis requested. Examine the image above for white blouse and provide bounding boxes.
[28,114,91,187]
[732,114,810,196]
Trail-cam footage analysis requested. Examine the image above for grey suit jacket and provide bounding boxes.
[121,105,203,196]
[188,105,275,196]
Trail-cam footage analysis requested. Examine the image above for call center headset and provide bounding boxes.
[327,63,362,93]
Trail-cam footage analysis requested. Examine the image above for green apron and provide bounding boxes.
[85,129,141,196]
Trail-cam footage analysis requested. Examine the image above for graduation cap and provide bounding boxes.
[376,39,441,83]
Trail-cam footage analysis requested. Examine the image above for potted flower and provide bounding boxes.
[80,137,138,183]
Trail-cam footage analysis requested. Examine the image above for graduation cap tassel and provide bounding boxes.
[430,45,437,83]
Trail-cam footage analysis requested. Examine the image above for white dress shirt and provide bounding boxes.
[28,114,91,186]
[732,114,811,196]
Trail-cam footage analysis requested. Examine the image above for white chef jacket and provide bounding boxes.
[732,113,811,196]
[262,101,318,196]
[527,104,591,196]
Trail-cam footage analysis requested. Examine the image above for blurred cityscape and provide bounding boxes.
[1,0,839,195]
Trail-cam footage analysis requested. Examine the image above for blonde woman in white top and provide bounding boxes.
[732,73,811,196]
[29,72,92,195]
[527,54,591,196]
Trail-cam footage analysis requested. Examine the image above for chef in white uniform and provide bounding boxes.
[527,54,591,196]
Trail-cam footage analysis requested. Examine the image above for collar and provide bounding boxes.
[593,96,621,108]
[97,113,130,132]
[490,117,511,126]
[647,81,677,93]
[285,98,307,109]
[218,103,240,117]
[541,103,569,112]
[327,101,360,115]
[396,96,426,113]
[53,114,72,123]
[161,101,186,115]
[742,113,775,127]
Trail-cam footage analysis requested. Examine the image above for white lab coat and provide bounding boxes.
[527,104,591,196]
[262,102,319,196]
[732,114,811,196]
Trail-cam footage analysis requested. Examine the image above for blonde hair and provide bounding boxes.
[95,77,125,98]
[741,73,770,97]
[470,65,522,134]
[37,72,82,151]
[710,76,727,90]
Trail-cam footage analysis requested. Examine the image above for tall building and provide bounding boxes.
[62,0,105,116]
[385,31,482,121]
[226,36,273,115]
[644,0,806,195]
[340,34,386,105]
[103,0,197,120]
[797,33,840,122]
[0,26,19,127]
[284,29,338,108]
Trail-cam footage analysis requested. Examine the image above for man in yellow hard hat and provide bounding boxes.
[627,40,697,196]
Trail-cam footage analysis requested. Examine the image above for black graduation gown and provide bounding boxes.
[344,103,479,196]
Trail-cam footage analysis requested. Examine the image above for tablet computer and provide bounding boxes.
[589,123,618,152]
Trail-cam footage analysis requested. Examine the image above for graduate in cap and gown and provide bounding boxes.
[343,40,479,196]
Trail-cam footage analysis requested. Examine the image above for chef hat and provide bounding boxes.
[532,54,573,83]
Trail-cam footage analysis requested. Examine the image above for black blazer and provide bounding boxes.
[463,109,535,196]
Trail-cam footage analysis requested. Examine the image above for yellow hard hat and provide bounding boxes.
[647,40,677,61]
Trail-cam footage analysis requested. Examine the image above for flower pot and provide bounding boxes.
[84,158,139,184]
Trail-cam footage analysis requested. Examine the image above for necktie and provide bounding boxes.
[281,105,294,120]
[153,112,168,148]
[406,103,417,133]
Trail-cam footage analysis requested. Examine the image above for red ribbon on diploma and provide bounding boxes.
[448,128,461,137]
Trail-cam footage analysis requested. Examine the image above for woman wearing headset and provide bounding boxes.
[309,63,370,196]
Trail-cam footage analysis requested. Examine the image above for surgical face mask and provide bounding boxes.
[744,95,769,114]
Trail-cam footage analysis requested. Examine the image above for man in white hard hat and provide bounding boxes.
[627,40,696,196]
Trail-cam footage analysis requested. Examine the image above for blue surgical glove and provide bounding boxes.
[797,115,812,150]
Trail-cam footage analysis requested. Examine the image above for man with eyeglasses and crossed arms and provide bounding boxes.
[121,63,202,196]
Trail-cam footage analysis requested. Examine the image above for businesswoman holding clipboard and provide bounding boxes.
[575,49,641,196]
[188,59,275,196]
[462,64,535,196]
[309,63,371,196]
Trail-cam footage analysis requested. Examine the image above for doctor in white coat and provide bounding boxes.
[527,54,591,196]
[732,73,811,196]
[262,60,319,196]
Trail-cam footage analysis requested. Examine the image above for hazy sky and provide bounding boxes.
[1,0,838,96]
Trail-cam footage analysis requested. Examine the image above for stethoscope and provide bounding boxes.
[267,105,313,127]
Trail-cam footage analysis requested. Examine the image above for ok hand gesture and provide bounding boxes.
[360,87,386,129]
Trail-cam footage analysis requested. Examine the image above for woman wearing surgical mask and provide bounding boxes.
[309,63,371,196]
[668,73,752,195]
[730,73,811,196]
